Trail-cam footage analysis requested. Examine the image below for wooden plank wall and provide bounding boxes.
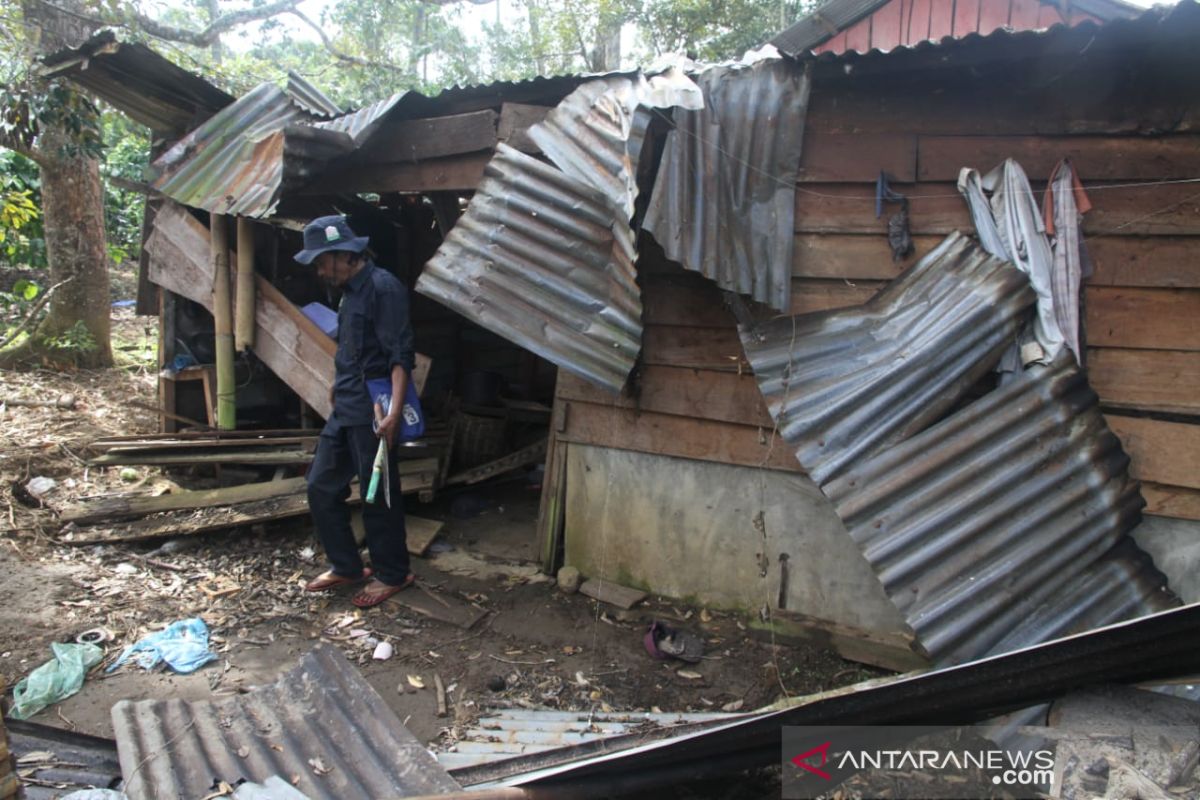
[557,53,1200,522]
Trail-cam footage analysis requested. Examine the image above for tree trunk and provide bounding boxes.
[36,123,113,368]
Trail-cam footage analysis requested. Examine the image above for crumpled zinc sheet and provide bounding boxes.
[11,641,103,720]
[106,617,217,674]
[958,158,1082,369]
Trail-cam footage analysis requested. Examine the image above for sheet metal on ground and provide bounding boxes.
[644,58,810,314]
[416,144,642,393]
[6,719,123,799]
[40,30,234,135]
[739,232,1035,486]
[824,355,1180,663]
[468,604,1200,791]
[438,709,732,771]
[111,643,461,800]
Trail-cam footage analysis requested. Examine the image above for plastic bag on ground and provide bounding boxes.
[106,617,217,674]
[10,641,103,720]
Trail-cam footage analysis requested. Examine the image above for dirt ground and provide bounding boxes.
[0,297,880,797]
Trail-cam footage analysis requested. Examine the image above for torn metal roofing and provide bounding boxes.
[285,71,343,118]
[739,232,1035,485]
[438,709,734,773]
[469,604,1200,792]
[147,82,310,218]
[823,354,1179,664]
[6,720,122,800]
[111,643,461,800]
[40,29,234,135]
[644,58,810,313]
[528,68,703,219]
[416,143,642,393]
[313,92,406,144]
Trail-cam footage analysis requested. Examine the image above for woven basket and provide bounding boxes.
[452,411,507,470]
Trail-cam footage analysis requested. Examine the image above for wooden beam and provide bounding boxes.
[795,181,1200,236]
[798,133,917,183]
[1086,287,1200,351]
[61,477,310,525]
[498,103,551,153]
[557,367,772,428]
[1088,349,1200,416]
[318,152,491,194]
[641,325,749,372]
[1106,415,1200,491]
[917,135,1200,182]
[445,437,548,486]
[1142,482,1200,522]
[354,109,498,164]
[557,401,802,473]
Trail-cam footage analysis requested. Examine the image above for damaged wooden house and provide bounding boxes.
[44,0,1200,674]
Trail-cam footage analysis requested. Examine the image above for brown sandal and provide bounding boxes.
[304,567,373,592]
[351,574,415,608]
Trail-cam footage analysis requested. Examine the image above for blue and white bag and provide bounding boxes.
[366,374,425,440]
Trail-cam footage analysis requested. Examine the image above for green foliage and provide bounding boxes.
[100,112,149,266]
[0,80,104,161]
[636,0,812,61]
[40,319,98,354]
[0,149,46,268]
[0,277,41,340]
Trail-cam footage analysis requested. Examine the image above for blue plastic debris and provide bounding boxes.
[106,618,217,674]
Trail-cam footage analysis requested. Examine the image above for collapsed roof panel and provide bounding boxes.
[147,83,310,218]
[111,644,461,800]
[529,68,703,219]
[285,70,344,118]
[739,232,1035,485]
[417,144,642,393]
[644,59,810,314]
[824,354,1179,663]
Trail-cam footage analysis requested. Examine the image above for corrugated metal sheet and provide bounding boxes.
[823,354,1179,664]
[314,92,406,144]
[439,709,734,771]
[416,143,642,393]
[40,30,234,135]
[771,0,1139,57]
[644,59,810,313]
[528,68,702,219]
[286,71,343,118]
[462,604,1200,790]
[739,232,1035,485]
[148,82,310,218]
[6,720,122,800]
[111,643,461,800]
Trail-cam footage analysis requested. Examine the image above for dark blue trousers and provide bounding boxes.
[306,424,410,586]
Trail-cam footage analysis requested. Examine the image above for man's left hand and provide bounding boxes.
[376,413,400,447]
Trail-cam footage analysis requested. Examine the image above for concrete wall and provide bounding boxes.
[562,443,908,635]
[1133,516,1200,604]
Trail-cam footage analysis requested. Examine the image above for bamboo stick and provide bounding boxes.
[211,214,236,430]
[235,217,256,351]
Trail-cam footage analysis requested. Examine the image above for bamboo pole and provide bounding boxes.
[235,217,256,351]
[211,214,236,430]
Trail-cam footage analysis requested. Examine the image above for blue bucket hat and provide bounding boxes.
[294,215,370,264]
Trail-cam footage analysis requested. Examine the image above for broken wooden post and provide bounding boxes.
[235,217,256,352]
[210,214,236,430]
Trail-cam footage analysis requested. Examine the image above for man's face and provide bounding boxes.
[314,251,356,288]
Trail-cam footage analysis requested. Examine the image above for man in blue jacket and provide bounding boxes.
[295,215,415,608]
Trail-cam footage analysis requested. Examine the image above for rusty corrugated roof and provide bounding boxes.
[739,232,1035,485]
[823,354,1179,664]
[416,143,642,393]
[147,82,309,218]
[644,58,810,313]
[40,30,234,135]
[111,643,461,800]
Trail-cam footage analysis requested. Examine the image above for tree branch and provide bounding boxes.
[127,0,302,47]
[288,9,409,73]
[0,278,73,349]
